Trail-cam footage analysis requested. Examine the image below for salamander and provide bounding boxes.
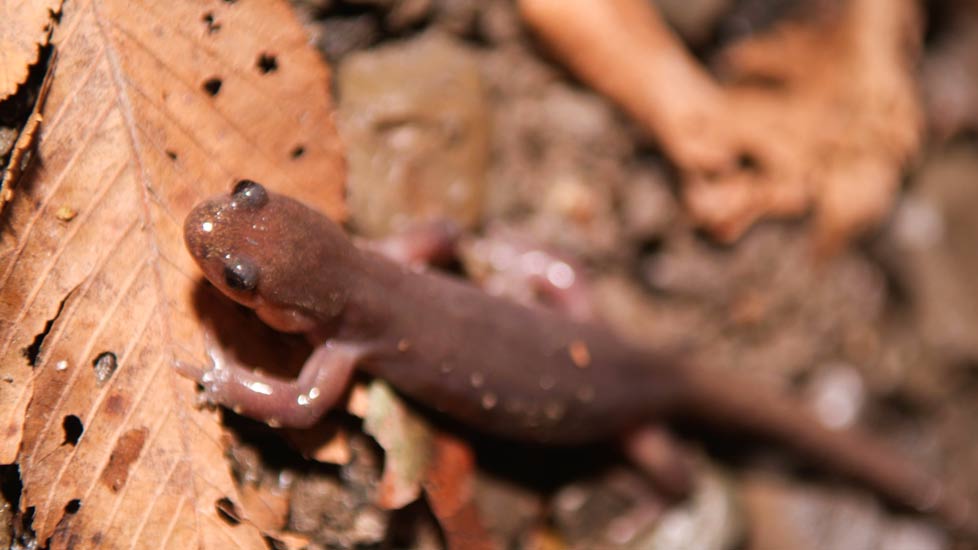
[180,180,972,532]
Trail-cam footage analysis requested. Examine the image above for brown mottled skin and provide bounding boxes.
[182,181,972,533]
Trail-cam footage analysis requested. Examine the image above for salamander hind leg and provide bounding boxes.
[461,225,595,322]
[355,220,462,269]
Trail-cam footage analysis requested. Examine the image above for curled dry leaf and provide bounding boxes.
[0,0,345,548]
[519,0,922,252]
[358,382,494,548]
[361,381,433,510]
[1,52,57,215]
[0,0,61,100]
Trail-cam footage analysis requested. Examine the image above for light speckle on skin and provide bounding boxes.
[297,394,310,405]
[544,401,565,420]
[481,393,498,410]
[397,338,411,352]
[202,221,214,232]
[243,380,274,396]
[576,385,595,403]
[556,486,589,513]
[55,360,68,371]
[470,372,485,388]
[308,387,320,400]
[440,362,454,374]
[521,251,548,275]
[488,241,518,272]
[539,374,556,390]
[569,340,591,368]
[267,418,281,428]
[547,261,575,289]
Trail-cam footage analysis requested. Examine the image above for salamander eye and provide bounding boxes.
[224,257,259,291]
[231,179,268,209]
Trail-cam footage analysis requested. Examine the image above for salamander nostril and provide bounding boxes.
[231,179,268,209]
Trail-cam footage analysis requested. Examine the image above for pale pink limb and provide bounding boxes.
[177,338,367,429]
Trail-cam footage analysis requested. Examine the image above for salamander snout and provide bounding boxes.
[183,180,272,263]
[183,180,276,307]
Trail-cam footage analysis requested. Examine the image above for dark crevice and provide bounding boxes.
[21,289,72,367]
[1,464,22,511]
[20,506,37,548]
[0,468,36,550]
[0,42,56,200]
[215,497,241,525]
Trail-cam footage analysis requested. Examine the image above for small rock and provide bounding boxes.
[317,14,380,61]
[339,31,489,236]
[386,0,432,31]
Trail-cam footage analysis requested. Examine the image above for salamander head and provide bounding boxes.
[184,180,355,332]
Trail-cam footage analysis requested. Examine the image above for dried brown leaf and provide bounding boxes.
[520,0,922,252]
[699,0,923,251]
[284,420,353,465]
[237,481,290,534]
[0,0,345,548]
[0,0,61,100]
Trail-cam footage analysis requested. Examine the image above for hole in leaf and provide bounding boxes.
[202,78,223,96]
[290,145,305,159]
[202,12,221,33]
[256,53,278,74]
[64,499,81,514]
[215,497,241,525]
[737,151,760,173]
[63,415,83,445]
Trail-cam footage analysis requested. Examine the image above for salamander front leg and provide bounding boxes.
[177,340,367,428]
[622,424,694,500]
